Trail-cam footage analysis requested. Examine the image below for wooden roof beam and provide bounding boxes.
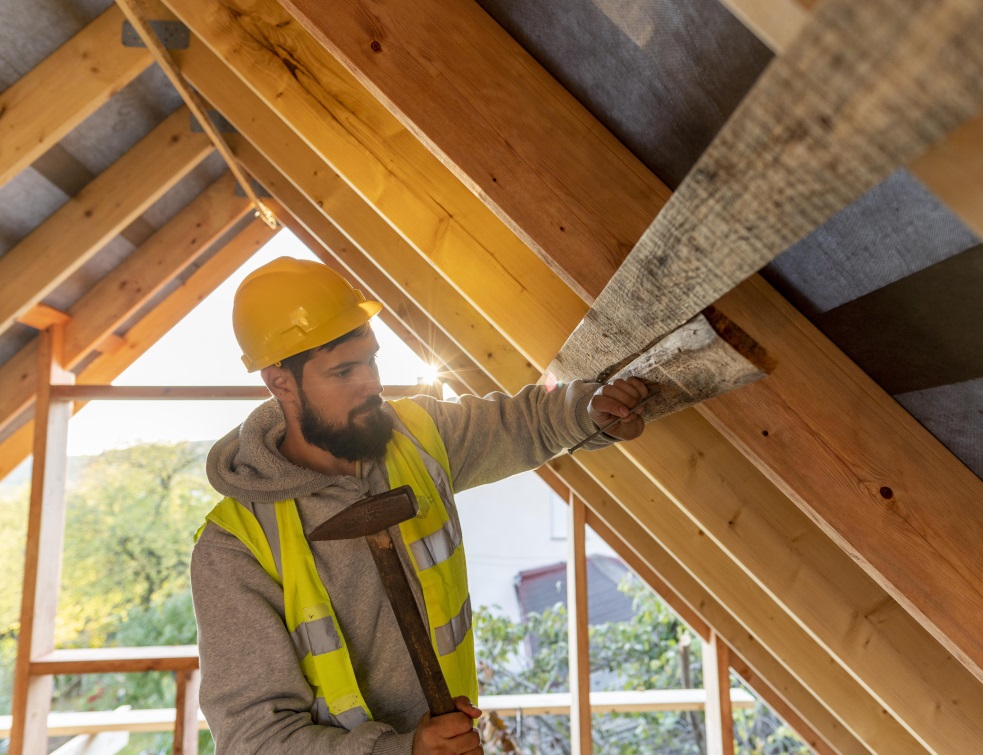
[721,0,983,238]
[173,14,983,752]
[168,34,540,387]
[159,0,588,366]
[0,171,251,436]
[0,5,153,189]
[0,105,213,337]
[270,0,983,693]
[546,456,862,755]
[0,217,277,481]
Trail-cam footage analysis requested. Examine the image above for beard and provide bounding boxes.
[298,392,394,462]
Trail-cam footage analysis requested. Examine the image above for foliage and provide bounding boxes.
[474,577,810,755]
[0,442,216,754]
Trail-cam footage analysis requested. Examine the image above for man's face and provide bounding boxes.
[295,330,393,461]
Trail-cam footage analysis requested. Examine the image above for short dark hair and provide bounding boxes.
[279,323,371,387]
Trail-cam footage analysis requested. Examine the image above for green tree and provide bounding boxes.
[474,577,809,755]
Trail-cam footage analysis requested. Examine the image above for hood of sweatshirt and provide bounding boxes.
[206,398,344,504]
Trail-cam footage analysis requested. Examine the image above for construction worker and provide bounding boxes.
[192,257,649,754]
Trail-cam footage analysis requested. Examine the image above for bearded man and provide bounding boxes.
[192,257,648,754]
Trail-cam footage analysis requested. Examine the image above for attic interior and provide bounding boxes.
[2,0,982,752]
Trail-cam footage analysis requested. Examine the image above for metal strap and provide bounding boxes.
[435,595,472,657]
[291,616,342,659]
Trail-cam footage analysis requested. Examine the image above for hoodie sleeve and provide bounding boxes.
[191,524,415,755]
[420,380,608,492]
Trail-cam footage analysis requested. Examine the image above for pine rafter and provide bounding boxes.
[0,105,213,337]
[0,171,250,437]
[0,5,153,188]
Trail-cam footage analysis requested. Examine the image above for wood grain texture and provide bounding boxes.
[0,5,152,188]
[566,494,592,754]
[277,0,671,301]
[160,0,585,357]
[31,647,199,675]
[703,274,983,684]
[570,446,924,754]
[702,633,735,755]
[602,314,766,424]
[8,328,73,754]
[0,106,213,336]
[548,0,983,382]
[546,455,864,755]
[0,172,249,437]
[727,0,983,238]
[173,669,200,755]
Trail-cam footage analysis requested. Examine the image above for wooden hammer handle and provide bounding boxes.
[364,530,456,717]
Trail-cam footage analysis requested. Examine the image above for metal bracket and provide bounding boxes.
[122,20,190,50]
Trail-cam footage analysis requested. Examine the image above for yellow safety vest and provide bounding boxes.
[197,399,478,729]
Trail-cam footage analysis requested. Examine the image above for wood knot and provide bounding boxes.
[879,486,893,500]
[370,40,382,52]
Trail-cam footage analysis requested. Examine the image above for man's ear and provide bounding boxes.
[261,365,299,405]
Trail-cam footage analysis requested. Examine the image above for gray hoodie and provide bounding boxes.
[192,382,606,754]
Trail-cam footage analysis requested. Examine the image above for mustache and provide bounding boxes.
[350,395,384,419]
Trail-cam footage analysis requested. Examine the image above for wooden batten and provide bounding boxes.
[0,106,213,335]
[0,5,152,188]
[9,327,74,754]
[277,0,671,302]
[0,171,250,439]
[161,0,586,367]
[0,218,279,481]
[546,455,863,754]
[15,304,71,331]
[725,0,983,238]
[566,494,592,754]
[547,0,983,383]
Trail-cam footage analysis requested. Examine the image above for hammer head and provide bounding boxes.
[308,485,419,541]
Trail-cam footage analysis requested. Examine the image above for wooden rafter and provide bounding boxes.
[722,0,983,239]
[0,5,153,189]
[545,456,860,754]
[159,0,587,367]
[0,172,251,438]
[0,105,213,336]
[257,179,846,752]
[163,15,983,749]
[264,0,983,705]
[0,218,278,481]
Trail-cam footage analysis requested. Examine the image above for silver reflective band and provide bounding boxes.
[435,595,472,656]
[291,616,342,659]
[313,697,370,730]
[409,519,462,570]
[250,501,283,579]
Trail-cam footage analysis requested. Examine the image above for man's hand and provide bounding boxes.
[587,377,650,442]
[412,696,483,754]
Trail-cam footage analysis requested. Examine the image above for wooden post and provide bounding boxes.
[173,668,201,755]
[702,631,735,755]
[566,492,592,753]
[9,324,74,754]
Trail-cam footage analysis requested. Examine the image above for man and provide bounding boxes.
[192,257,649,753]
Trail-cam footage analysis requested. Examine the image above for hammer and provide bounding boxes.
[307,485,457,717]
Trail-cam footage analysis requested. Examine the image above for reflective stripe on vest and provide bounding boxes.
[198,398,478,729]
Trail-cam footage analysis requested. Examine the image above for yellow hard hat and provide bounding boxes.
[232,257,383,372]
